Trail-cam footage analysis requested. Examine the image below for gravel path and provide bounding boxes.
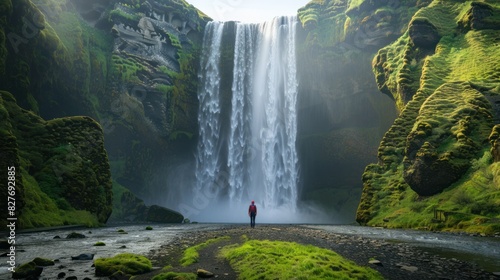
[138,224,500,280]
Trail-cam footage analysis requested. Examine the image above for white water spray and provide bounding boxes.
[194,17,308,223]
[195,21,225,200]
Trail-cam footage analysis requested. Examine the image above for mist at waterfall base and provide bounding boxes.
[162,17,345,224]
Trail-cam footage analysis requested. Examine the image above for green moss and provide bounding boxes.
[180,236,230,266]
[94,241,106,246]
[0,91,111,229]
[152,271,196,280]
[221,239,384,280]
[18,167,100,228]
[94,253,152,277]
[109,8,141,23]
[32,257,55,266]
[11,261,40,279]
[359,0,500,232]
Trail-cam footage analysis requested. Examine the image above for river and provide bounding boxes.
[1,224,499,279]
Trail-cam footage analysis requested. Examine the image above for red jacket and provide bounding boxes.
[248,204,257,215]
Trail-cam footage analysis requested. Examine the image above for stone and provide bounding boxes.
[408,18,440,49]
[12,261,43,279]
[401,265,418,272]
[58,272,66,278]
[33,257,55,266]
[66,232,86,239]
[71,253,95,260]
[197,268,215,278]
[369,259,383,266]
[145,205,184,223]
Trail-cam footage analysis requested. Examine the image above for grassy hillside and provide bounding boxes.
[357,0,500,234]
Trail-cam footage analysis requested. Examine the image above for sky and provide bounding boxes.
[185,0,311,23]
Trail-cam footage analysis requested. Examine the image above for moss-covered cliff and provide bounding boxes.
[296,0,406,220]
[357,0,500,234]
[0,0,208,228]
[0,91,112,228]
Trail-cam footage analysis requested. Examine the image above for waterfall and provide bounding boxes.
[195,16,299,222]
[195,21,225,199]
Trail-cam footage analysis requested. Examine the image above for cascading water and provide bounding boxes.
[194,17,303,222]
[195,21,225,201]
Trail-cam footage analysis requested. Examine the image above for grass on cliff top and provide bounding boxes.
[220,239,383,280]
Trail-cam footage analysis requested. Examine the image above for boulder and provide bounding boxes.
[145,205,184,223]
[489,125,500,162]
[66,232,86,239]
[12,261,43,279]
[71,253,95,261]
[409,18,440,49]
[33,257,55,266]
[197,268,215,278]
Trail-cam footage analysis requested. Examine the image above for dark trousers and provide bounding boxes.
[250,213,256,228]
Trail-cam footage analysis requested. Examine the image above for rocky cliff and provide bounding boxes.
[355,0,500,234]
[2,0,499,232]
[0,91,112,227]
[295,0,412,221]
[0,0,208,228]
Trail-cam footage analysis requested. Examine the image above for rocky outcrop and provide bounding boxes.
[489,125,500,162]
[459,2,500,31]
[0,91,112,228]
[109,187,183,223]
[0,0,208,228]
[103,0,208,198]
[357,1,500,233]
[408,18,440,49]
[403,83,493,196]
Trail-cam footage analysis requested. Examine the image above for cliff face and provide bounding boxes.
[295,0,408,220]
[0,91,112,228]
[0,0,208,228]
[2,0,499,232]
[357,0,500,233]
[101,0,208,200]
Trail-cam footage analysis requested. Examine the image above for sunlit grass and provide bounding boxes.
[180,236,230,266]
[367,152,500,234]
[221,239,383,280]
[360,0,500,234]
[94,253,151,277]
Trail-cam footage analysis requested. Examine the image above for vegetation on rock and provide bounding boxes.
[0,91,111,228]
[94,253,152,277]
[0,0,206,228]
[357,0,500,234]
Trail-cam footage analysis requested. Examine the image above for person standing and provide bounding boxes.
[248,200,257,228]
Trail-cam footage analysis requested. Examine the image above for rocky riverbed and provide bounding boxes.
[1,224,499,279]
[140,225,500,280]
